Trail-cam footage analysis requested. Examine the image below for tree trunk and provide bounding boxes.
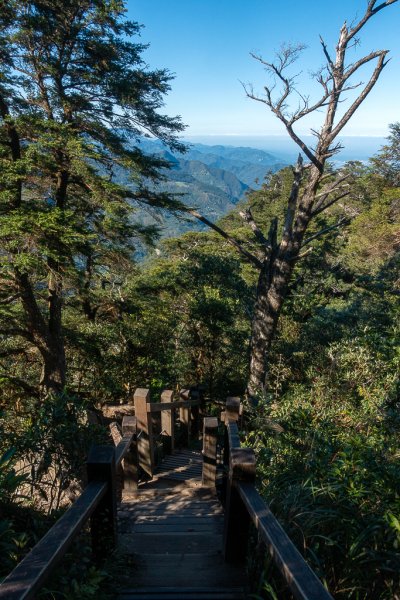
[40,341,66,396]
[15,270,66,396]
[247,252,295,399]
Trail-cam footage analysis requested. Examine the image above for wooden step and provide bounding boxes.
[117,453,247,599]
[117,553,246,588]
[117,586,247,599]
[119,532,223,554]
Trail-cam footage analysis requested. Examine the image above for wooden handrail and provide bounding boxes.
[0,419,137,600]
[148,398,200,412]
[236,481,333,600]
[115,430,136,466]
[0,481,107,600]
[226,419,241,449]
[223,411,333,600]
[134,388,201,477]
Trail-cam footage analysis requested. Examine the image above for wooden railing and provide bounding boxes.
[0,389,332,600]
[0,387,202,600]
[221,398,334,600]
[133,387,202,477]
[0,415,137,600]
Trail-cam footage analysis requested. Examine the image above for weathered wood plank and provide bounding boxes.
[122,416,138,493]
[148,398,200,412]
[122,506,223,516]
[202,417,218,487]
[161,390,175,454]
[131,523,223,534]
[226,421,240,450]
[224,397,241,423]
[120,553,246,587]
[117,588,246,599]
[134,388,154,477]
[118,534,224,554]
[132,515,222,524]
[115,431,135,467]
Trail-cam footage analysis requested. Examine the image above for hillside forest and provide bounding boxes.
[0,1,399,599]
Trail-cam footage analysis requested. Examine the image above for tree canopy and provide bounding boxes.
[0,0,185,397]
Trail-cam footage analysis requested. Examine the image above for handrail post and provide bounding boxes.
[225,397,241,423]
[161,389,175,455]
[122,416,138,493]
[221,398,241,505]
[134,388,154,477]
[109,422,123,501]
[179,388,191,446]
[190,388,200,439]
[87,445,117,562]
[202,417,218,487]
[223,446,256,564]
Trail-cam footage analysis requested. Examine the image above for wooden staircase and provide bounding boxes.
[116,450,247,599]
[0,391,334,600]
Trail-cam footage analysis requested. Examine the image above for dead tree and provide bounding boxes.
[189,0,398,401]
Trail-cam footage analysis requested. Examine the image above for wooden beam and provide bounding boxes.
[190,390,201,439]
[134,388,154,477]
[161,390,175,454]
[226,420,241,450]
[122,416,138,493]
[223,447,256,564]
[202,417,218,487]
[148,398,200,412]
[87,445,117,562]
[225,397,241,423]
[179,388,191,446]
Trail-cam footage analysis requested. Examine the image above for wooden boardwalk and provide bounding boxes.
[116,449,247,600]
[0,392,333,600]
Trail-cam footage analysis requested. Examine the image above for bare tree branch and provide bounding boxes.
[329,52,389,140]
[290,247,314,261]
[343,50,388,83]
[281,155,304,248]
[239,208,269,247]
[187,209,262,268]
[312,191,352,217]
[345,1,398,46]
[302,217,350,247]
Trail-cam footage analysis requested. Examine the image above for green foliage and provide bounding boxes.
[0,8,399,592]
[118,233,252,398]
[344,187,400,272]
[0,0,185,398]
[243,251,400,598]
[0,448,30,577]
[1,392,107,513]
[370,123,400,187]
[39,536,116,599]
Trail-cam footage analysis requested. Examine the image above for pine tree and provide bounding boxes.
[0,0,184,396]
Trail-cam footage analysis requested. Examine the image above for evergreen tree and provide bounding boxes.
[370,122,400,186]
[0,0,184,396]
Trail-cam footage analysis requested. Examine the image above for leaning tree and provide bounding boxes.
[0,0,185,397]
[189,0,398,400]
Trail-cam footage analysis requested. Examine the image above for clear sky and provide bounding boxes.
[127,0,399,138]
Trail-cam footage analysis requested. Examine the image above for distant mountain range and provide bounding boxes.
[131,139,288,241]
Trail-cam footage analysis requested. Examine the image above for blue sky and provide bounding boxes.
[127,0,399,138]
